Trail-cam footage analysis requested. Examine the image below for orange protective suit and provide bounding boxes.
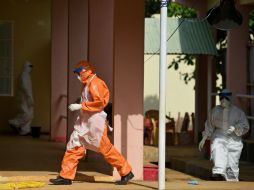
[59,61,132,180]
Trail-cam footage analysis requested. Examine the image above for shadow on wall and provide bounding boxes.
[144,95,159,113]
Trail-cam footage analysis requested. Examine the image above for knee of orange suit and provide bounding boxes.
[60,146,86,180]
[66,146,86,156]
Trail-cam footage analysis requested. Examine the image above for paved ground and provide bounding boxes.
[2,169,254,190]
[34,180,254,190]
[0,134,254,189]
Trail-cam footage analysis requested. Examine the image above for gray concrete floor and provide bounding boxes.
[144,144,254,182]
[0,134,254,189]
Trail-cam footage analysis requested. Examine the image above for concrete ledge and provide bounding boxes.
[170,157,212,180]
[144,145,254,181]
[241,140,254,163]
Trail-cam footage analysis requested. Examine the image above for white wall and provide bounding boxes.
[144,54,195,120]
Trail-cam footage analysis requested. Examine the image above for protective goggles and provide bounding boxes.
[73,67,83,75]
[219,96,230,101]
[73,66,91,75]
[219,92,232,101]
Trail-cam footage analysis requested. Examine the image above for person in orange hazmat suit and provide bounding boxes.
[49,60,134,185]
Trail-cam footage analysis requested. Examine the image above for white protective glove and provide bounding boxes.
[68,104,82,111]
[198,135,208,151]
[225,126,235,135]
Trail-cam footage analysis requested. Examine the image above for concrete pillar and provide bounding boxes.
[51,0,68,142]
[84,0,114,176]
[67,0,89,138]
[194,56,208,143]
[89,0,113,92]
[226,5,250,111]
[194,1,210,143]
[51,0,89,142]
[113,0,144,180]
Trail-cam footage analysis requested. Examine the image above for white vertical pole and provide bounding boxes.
[159,1,168,189]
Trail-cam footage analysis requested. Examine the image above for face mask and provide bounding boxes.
[80,70,93,83]
[24,64,33,73]
[77,75,81,81]
[28,66,33,73]
[220,98,230,108]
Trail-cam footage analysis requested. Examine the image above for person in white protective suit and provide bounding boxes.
[199,89,249,181]
[9,61,34,135]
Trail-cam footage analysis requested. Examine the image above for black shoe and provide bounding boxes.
[49,176,72,185]
[9,124,20,134]
[210,173,225,181]
[116,171,134,185]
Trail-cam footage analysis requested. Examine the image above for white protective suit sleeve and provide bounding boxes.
[202,109,215,139]
[199,110,214,151]
[233,110,249,137]
[21,65,33,106]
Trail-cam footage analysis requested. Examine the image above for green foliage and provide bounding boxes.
[168,3,197,18]
[145,1,254,90]
[167,2,197,84]
[214,30,227,91]
[145,0,160,17]
[250,11,254,32]
[145,0,196,18]
[168,55,195,84]
[145,0,198,84]
[249,10,254,42]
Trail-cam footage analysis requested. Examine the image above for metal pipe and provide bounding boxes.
[247,83,254,87]
[236,94,254,99]
[159,1,168,189]
[246,116,254,120]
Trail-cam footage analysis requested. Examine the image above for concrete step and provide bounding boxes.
[144,145,254,181]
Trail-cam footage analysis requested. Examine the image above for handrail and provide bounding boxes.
[60,94,67,98]
[60,115,67,119]
[236,94,254,99]
[247,83,254,87]
[210,92,218,96]
[246,116,254,120]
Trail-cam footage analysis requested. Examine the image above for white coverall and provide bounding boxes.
[9,61,33,135]
[203,104,249,181]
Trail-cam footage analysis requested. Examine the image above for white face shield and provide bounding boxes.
[219,89,232,108]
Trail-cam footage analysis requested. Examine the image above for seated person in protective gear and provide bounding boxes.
[199,89,249,181]
[49,60,134,185]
